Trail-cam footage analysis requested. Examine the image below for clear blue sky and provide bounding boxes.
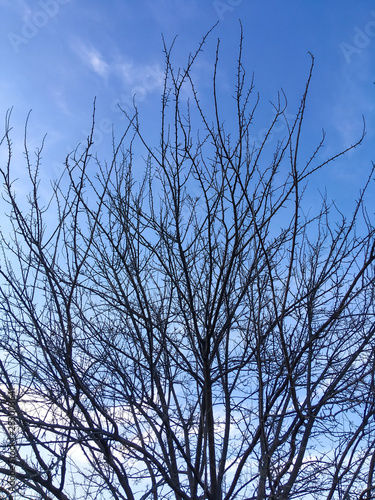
[0,0,374,210]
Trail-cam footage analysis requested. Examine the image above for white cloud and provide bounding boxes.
[69,38,164,102]
[71,40,110,79]
[88,49,110,78]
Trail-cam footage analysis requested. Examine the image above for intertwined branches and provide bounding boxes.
[0,30,374,500]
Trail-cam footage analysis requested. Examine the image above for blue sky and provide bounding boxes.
[0,0,374,211]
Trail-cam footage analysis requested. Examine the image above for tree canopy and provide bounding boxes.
[0,32,374,500]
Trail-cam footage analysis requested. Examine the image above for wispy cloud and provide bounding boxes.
[114,59,164,93]
[71,40,110,78]
[70,38,164,96]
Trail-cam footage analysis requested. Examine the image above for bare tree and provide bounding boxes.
[0,30,374,500]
